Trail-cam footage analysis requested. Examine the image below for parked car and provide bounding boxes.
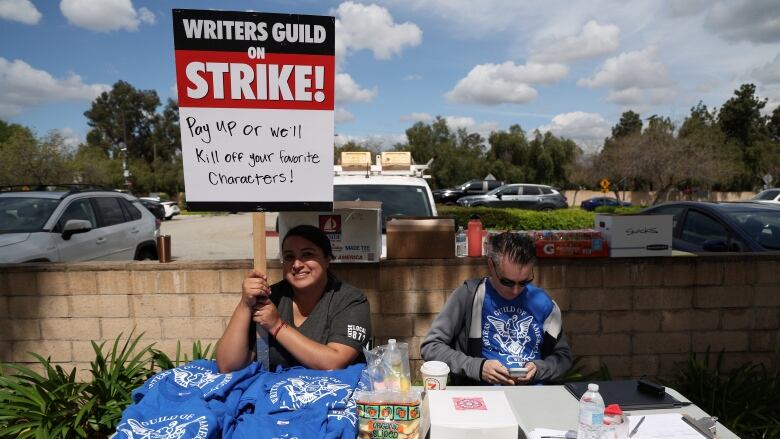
[752,189,780,205]
[457,184,568,210]
[140,197,180,220]
[433,179,504,204]
[641,201,780,252]
[580,196,632,211]
[139,198,165,221]
[0,186,159,263]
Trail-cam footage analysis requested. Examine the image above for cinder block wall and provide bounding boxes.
[1,255,778,381]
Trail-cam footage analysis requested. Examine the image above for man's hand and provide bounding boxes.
[481,360,515,385]
[513,361,537,385]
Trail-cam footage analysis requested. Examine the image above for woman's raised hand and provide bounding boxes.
[241,270,270,309]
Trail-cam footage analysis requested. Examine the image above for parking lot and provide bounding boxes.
[160,212,279,261]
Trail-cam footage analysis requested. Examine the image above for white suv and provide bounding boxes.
[0,186,159,263]
[333,154,437,257]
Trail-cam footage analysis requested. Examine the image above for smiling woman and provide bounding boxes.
[216,224,372,372]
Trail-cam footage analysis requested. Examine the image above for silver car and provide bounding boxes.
[457,183,568,210]
[0,187,159,263]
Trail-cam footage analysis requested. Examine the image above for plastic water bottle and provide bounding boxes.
[455,227,467,257]
[577,383,605,439]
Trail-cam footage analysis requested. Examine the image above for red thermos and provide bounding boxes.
[467,215,483,257]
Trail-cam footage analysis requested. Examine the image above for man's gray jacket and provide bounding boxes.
[421,278,572,385]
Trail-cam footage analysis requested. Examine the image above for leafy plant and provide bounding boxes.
[667,350,780,439]
[80,331,158,437]
[152,340,215,370]
[556,356,612,384]
[0,332,212,438]
[0,354,89,438]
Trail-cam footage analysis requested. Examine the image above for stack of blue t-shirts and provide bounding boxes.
[113,360,259,438]
[225,364,367,439]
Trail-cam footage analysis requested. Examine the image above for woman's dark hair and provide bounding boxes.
[282,224,334,259]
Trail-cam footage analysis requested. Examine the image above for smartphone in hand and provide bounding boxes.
[509,367,529,378]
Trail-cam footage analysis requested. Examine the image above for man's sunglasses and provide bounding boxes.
[491,262,534,288]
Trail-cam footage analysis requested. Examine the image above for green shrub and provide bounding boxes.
[667,350,780,439]
[438,206,596,230]
[0,333,214,438]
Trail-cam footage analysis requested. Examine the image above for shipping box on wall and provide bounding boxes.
[595,214,673,257]
[278,201,381,263]
[426,390,518,439]
[386,216,456,259]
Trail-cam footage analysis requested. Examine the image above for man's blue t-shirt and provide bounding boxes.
[481,282,553,368]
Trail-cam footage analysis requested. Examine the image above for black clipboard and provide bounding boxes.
[564,380,690,410]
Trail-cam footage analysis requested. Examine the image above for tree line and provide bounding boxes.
[1,80,779,204]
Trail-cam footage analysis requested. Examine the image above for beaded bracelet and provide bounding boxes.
[272,322,287,338]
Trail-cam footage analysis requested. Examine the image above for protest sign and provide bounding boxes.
[173,9,335,211]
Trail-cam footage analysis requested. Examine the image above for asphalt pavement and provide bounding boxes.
[160,212,279,261]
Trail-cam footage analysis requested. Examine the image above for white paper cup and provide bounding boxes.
[420,361,449,390]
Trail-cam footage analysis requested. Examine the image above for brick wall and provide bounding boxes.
[1,255,778,381]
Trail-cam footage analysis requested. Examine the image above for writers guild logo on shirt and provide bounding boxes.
[347,324,367,342]
[319,215,342,234]
[116,415,208,439]
[269,377,351,410]
[484,313,539,366]
[148,365,231,397]
[173,368,228,395]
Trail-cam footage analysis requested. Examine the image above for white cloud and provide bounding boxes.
[578,47,676,105]
[0,0,41,24]
[335,73,377,103]
[0,57,110,118]
[531,21,620,63]
[404,74,423,81]
[334,133,406,150]
[704,0,780,44]
[537,111,612,152]
[443,116,476,130]
[752,52,780,84]
[400,112,433,123]
[335,107,355,123]
[56,127,84,149]
[445,62,567,105]
[60,0,156,32]
[334,1,422,61]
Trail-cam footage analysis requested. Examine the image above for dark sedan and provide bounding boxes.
[641,201,780,252]
[580,196,632,211]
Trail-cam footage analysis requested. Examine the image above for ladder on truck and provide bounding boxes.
[334,151,433,179]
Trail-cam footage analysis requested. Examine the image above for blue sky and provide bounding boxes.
[1,0,780,152]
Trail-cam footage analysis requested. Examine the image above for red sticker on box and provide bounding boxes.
[319,215,341,234]
[452,397,487,410]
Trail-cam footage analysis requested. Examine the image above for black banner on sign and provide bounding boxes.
[172,9,335,55]
[187,201,334,212]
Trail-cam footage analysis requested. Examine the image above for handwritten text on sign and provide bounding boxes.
[173,9,334,209]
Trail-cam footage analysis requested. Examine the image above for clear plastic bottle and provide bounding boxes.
[577,383,605,439]
[455,227,467,257]
[385,339,403,391]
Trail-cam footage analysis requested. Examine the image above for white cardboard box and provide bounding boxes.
[278,201,381,263]
[426,390,519,439]
[595,214,673,257]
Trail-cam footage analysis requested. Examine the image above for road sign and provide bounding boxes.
[763,174,774,185]
[600,178,611,193]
